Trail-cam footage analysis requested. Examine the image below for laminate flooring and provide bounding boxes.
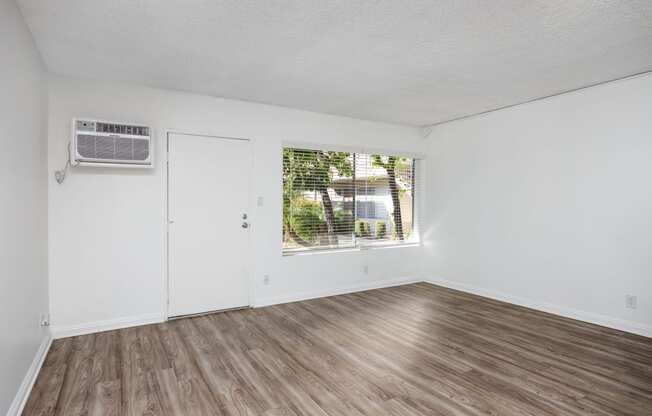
[23,283,652,415]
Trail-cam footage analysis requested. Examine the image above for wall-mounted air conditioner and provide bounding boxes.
[72,119,153,167]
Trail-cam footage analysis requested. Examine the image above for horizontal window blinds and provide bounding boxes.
[283,147,418,253]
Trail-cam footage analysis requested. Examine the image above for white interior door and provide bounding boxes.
[168,133,251,317]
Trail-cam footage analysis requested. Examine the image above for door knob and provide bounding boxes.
[242,221,249,229]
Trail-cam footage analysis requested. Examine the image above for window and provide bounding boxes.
[282,147,418,253]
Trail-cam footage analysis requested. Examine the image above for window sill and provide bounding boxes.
[282,241,421,257]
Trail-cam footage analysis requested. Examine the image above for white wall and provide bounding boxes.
[424,73,652,336]
[0,0,49,414]
[48,75,425,335]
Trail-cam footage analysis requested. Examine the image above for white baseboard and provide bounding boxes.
[49,279,422,338]
[50,312,165,339]
[254,276,423,308]
[425,277,652,338]
[6,331,52,416]
[49,277,651,341]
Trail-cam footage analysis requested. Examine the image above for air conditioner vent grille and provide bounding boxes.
[77,134,150,162]
[95,122,149,136]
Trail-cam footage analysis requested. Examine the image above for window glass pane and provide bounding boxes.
[283,148,354,252]
[282,147,415,253]
[355,153,414,245]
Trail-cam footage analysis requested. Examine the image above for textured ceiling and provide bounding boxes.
[18,0,652,126]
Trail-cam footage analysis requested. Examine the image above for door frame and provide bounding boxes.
[162,129,255,321]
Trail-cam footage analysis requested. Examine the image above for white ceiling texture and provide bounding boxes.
[18,0,652,126]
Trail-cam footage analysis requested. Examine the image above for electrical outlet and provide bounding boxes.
[257,196,264,207]
[625,295,637,309]
[40,313,50,327]
[363,265,369,275]
[263,275,270,285]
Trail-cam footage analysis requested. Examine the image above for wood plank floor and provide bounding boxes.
[24,283,652,415]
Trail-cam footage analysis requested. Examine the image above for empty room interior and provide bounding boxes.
[2,1,652,415]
